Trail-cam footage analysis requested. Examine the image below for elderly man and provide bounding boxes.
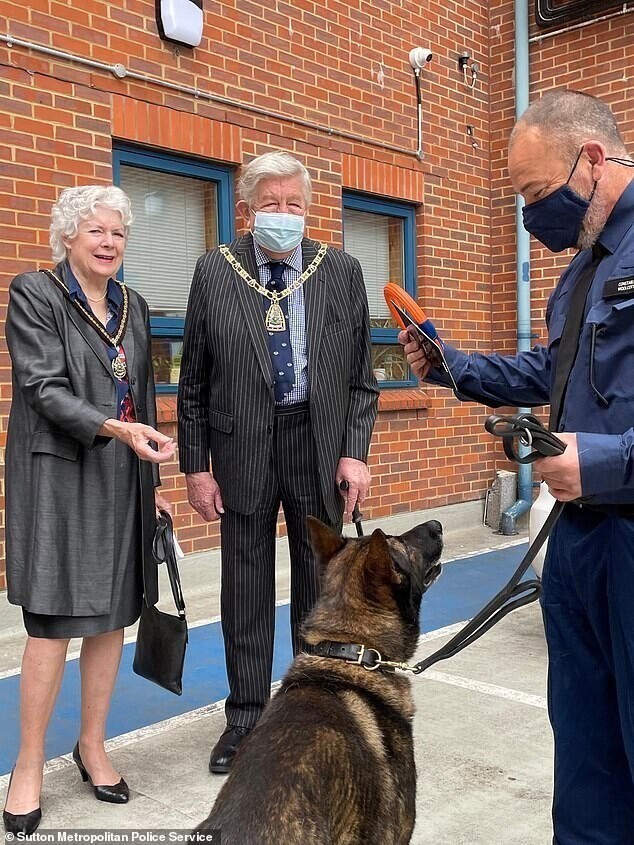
[178,150,378,773]
[402,90,634,842]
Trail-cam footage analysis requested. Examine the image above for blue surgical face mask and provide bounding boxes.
[252,211,305,253]
[522,148,596,253]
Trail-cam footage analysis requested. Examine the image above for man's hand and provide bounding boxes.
[398,328,432,381]
[533,432,581,501]
[335,457,371,517]
[186,471,224,521]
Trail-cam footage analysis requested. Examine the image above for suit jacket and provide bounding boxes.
[177,234,378,523]
[4,262,160,614]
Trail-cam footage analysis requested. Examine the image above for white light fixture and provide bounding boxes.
[156,0,203,49]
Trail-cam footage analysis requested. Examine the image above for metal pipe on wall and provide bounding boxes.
[500,0,533,535]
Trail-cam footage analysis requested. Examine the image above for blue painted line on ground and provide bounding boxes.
[0,543,529,774]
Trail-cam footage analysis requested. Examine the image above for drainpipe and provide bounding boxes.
[500,0,532,535]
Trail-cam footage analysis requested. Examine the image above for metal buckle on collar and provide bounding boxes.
[355,646,420,673]
[356,645,382,670]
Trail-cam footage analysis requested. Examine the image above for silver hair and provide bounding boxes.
[49,185,133,263]
[510,89,629,166]
[237,151,312,207]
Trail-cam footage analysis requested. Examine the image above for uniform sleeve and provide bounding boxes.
[341,258,379,461]
[177,254,212,474]
[577,431,634,497]
[6,273,109,447]
[425,343,552,408]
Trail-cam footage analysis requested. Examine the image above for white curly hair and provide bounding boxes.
[50,185,133,263]
[237,151,312,208]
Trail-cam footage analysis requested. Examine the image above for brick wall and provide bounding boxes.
[1,0,631,587]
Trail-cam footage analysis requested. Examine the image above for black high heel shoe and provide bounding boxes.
[3,768,42,836]
[72,743,129,804]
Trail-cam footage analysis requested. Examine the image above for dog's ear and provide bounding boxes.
[367,529,405,587]
[306,516,346,570]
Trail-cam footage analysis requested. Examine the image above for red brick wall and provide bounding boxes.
[1,0,631,586]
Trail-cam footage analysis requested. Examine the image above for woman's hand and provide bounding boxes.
[99,419,176,463]
[154,489,173,517]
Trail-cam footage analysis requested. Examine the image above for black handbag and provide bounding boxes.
[133,511,188,695]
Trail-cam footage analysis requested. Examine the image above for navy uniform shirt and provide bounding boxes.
[427,179,634,504]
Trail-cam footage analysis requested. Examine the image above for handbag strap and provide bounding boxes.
[153,511,187,619]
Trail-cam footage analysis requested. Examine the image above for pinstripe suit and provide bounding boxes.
[178,232,378,726]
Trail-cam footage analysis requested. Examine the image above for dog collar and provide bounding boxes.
[314,641,406,673]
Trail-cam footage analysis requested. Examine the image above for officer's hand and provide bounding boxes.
[398,328,432,381]
[533,433,581,502]
[186,471,225,521]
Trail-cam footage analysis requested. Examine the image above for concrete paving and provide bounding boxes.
[0,501,554,843]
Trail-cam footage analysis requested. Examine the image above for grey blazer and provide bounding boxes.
[4,262,160,615]
[177,234,379,523]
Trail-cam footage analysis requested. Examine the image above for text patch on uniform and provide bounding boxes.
[603,277,634,299]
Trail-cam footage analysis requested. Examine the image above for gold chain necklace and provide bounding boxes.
[219,243,328,332]
[41,269,130,379]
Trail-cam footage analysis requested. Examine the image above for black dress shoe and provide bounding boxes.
[72,743,129,804]
[3,769,42,836]
[209,725,252,774]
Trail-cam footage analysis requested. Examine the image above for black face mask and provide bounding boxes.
[522,150,634,253]
[522,148,596,253]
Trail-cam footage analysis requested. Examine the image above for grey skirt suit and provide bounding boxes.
[4,262,160,638]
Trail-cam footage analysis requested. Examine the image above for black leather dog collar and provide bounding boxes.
[314,641,394,672]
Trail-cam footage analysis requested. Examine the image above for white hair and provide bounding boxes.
[50,185,133,263]
[237,151,312,207]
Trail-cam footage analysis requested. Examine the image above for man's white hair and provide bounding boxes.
[50,185,133,263]
[237,151,312,207]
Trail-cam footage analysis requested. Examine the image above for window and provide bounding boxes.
[113,145,234,390]
[535,0,621,27]
[342,193,417,387]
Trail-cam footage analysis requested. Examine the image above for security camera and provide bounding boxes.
[409,48,433,70]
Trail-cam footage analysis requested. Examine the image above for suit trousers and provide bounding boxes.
[219,404,341,728]
[541,505,634,844]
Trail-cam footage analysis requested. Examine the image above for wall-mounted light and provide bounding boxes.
[408,47,433,161]
[156,0,203,49]
[457,51,479,90]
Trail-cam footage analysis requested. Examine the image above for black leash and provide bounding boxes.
[415,413,565,673]
[327,415,566,675]
[339,480,364,536]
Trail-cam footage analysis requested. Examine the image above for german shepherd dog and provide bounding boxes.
[194,517,443,845]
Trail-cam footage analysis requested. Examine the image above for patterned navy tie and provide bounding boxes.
[266,261,294,403]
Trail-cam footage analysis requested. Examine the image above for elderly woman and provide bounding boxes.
[2,185,175,835]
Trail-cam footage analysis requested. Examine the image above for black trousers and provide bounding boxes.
[219,405,341,728]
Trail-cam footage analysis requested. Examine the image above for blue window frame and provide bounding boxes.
[113,144,234,392]
[342,192,417,388]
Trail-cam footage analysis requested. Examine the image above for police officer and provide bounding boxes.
[401,89,634,843]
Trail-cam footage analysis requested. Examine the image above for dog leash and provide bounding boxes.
[330,415,566,675]
[339,480,364,536]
